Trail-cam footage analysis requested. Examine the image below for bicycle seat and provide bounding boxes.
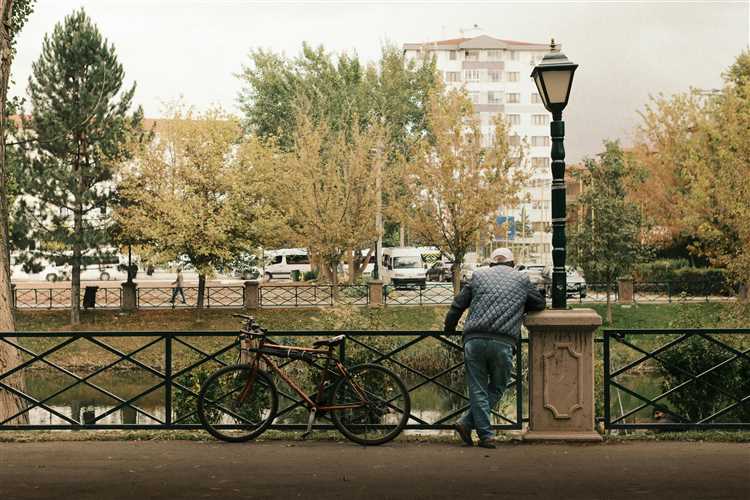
[312,335,346,348]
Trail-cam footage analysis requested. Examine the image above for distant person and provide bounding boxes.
[444,248,545,449]
[171,268,186,307]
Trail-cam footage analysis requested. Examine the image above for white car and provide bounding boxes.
[381,247,427,289]
[263,249,311,281]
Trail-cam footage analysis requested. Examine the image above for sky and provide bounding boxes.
[8,0,750,162]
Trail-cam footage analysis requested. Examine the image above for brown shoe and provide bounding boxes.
[454,422,473,446]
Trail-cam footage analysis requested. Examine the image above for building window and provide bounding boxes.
[487,91,503,105]
[506,72,519,82]
[531,92,542,104]
[507,114,521,125]
[445,71,461,83]
[532,157,550,169]
[464,69,481,82]
[469,92,480,104]
[465,50,479,61]
[506,93,520,104]
[532,136,550,147]
[449,50,457,60]
[509,135,521,146]
[532,114,549,126]
[486,49,502,60]
[509,50,519,61]
[488,69,502,82]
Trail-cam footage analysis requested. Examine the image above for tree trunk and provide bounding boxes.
[197,273,206,308]
[346,249,354,284]
[451,262,462,297]
[0,0,29,424]
[399,224,405,247]
[606,282,613,325]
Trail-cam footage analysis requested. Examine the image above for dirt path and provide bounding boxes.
[1,440,748,499]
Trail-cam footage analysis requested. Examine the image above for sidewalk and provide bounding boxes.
[1,440,748,499]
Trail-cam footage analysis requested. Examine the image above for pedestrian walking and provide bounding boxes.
[444,248,545,448]
[171,267,186,307]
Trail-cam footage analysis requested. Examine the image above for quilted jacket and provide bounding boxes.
[444,264,546,345]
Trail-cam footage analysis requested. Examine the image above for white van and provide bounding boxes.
[381,247,427,289]
[263,248,311,281]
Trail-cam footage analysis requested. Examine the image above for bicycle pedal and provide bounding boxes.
[302,408,317,439]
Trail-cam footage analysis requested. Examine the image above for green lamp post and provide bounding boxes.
[530,39,578,309]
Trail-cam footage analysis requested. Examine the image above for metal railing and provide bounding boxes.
[603,328,750,430]
[383,284,455,306]
[136,286,244,308]
[12,287,122,309]
[0,330,523,431]
[260,285,369,307]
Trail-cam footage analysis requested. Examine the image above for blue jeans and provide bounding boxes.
[171,286,186,304]
[459,338,514,441]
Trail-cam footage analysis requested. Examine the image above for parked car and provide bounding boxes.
[541,266,587,299]
[516,264,547,296]
[426,260,452,282]
[263,248,311,281]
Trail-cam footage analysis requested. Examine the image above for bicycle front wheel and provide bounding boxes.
[197,364,278,442]
[331,364,410,445]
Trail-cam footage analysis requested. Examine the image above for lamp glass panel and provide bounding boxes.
[533,73,548,107]
[540,69,572,104]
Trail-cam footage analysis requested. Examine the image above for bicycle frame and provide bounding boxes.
[241,335,369,413]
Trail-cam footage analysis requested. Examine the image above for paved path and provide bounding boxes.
[0,441,748,499]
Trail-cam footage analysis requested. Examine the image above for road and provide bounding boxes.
[0,440,747,499]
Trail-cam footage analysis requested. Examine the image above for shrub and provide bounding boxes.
[659,335,749,423]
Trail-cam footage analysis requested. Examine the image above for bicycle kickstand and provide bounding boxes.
[301,408,316,440]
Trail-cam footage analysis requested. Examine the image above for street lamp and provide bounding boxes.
[530,39,578,309]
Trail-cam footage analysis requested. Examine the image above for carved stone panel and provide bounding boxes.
[542,343,583,419]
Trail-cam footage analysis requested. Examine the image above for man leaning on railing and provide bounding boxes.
[444,248,546,449]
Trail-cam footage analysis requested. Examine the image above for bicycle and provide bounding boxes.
[197,314,411,445]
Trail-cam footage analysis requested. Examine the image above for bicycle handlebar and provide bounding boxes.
[232,314,255,321]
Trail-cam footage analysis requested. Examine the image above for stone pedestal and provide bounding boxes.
[523,308,603,442]
[244,281,260,309]
[121,282,137,312]
[618,277,634,304]
[368,280,383,307]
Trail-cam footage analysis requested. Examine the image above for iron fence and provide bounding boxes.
[603,328,750,430]
[260,285,369,307]
[383,284,455,306]
[136,286,243,308]
[0,330,523,432]
[12,287,122,309]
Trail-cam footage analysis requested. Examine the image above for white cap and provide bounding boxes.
[491,247,514,263]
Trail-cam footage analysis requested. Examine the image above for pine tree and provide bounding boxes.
[15,9,142,324]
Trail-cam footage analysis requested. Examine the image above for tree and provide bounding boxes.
[569,141,645,323]
[116,103,280,307]
[13,9,142,324]
[395,90,525,295]
[633,51,750,300]
[0,0,35,426]
[257,106,384,286]
[238,43,439,264]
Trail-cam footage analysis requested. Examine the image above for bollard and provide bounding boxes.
[368,280,383,307]
[121,282,137,311]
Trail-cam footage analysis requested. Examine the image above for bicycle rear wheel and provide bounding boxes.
[331,364,410,445]
[197,364,278,442]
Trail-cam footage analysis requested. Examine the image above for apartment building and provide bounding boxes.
[403,35,553,265]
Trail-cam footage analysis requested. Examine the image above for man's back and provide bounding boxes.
[444,264,545,345]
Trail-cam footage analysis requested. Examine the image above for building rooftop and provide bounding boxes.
[403,34,550,51]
